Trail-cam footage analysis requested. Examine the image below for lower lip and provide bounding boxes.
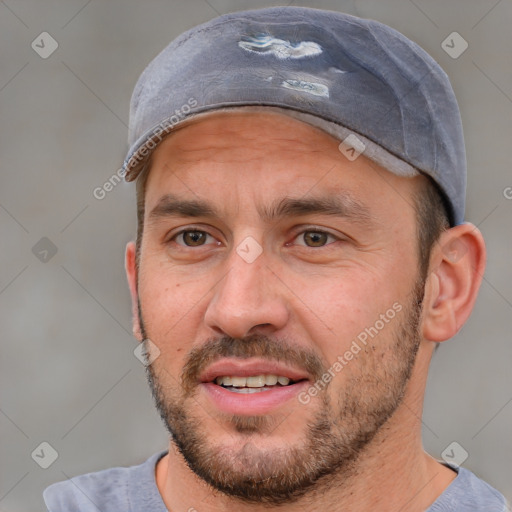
[200,381,310,415]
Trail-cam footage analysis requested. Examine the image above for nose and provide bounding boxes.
[204,246,290,339]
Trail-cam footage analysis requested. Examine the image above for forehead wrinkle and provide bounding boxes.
[157,115,337,153]
[154,147,332,173]
[166,140,333,159]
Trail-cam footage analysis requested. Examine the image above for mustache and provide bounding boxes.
[180,334,327,395]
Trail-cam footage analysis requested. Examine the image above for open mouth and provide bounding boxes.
[213,374,306,393]
[198,359,312,414]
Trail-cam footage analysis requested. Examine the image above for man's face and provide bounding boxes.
[131,111,427,504]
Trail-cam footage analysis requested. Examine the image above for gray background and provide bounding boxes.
[1,0,511,510]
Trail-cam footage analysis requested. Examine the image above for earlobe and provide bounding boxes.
[125,241,143,341]
[421,223,486,342]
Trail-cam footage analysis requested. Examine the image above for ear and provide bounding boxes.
[421,223,486,342]
[125,241,143,341]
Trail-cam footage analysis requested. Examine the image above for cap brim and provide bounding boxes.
[122,104,420,183]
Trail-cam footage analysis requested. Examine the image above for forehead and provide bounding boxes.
[141,111,420,222]
[152,110,339,161]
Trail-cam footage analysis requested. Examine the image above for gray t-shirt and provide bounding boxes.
[43,450,509,511]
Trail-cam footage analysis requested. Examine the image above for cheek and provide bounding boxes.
[292,270,406,359]
[137,268,202,365]
[139,278,179,325]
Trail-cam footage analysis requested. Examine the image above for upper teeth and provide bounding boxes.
[215,375,291,387]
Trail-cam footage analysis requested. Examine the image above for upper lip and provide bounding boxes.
[199,358,311,383]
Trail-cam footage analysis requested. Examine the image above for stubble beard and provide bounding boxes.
[139,278,425,505]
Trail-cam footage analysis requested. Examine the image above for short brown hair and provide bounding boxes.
[413,174,451,281]
[135,163,151,272]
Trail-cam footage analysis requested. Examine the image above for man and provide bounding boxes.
[43,6,508,511]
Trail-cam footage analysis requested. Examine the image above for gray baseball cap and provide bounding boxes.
[123,6,466,226]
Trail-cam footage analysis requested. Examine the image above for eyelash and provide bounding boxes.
[169,228,340,248]
[170,229,218,247]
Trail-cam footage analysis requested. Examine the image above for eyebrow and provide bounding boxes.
[148,193,375,226]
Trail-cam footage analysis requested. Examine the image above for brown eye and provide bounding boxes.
[301,231,332,247]
[174,230,212,247]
